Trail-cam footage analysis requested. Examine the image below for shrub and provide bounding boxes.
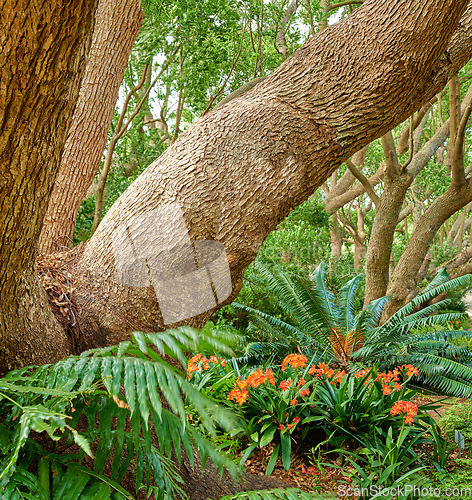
[188,352,446,477]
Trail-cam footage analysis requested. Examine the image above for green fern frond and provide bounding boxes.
[0,327,242,499]
[310,263,338,324]
[220,488,324,500]
[336,274,363,331]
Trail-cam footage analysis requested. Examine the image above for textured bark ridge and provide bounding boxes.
[0,0,98,374]
[70,0,472,349]
[38,0,144,255]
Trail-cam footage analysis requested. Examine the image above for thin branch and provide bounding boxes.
[450,77,472,187]
[114,63,150,139]
[115,46,179,142]
[345,158,380,206]
[401,115,414,170]
[397,203,414,224]
[326,0,363,12]
[202,21,248,115]
[271,0,298,57]
[171,49,185,144]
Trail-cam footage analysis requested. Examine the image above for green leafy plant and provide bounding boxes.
[439,399,472,450]
[234,263,472,396]
[335,426,433,500]
[217,488,332,500]
[0,327,241,499]
[210,352,445,477]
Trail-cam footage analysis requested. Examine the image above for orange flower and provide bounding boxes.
[354,368,370,379]
[281,354,308,372]
[299,388,310,397]
[308,362,334,379]
[332,370,347,385]
[402,365,419,378]
[189,353,202,363]
[382,384,393,395]
[394,382,402,392]
[390,400,418,425]
[237,379,248,390]
[228,387,249,405]
[246,368,267,388]
[293,416,301,423]
[290,399,298,406]
[279,379,293,391]
[265,369,276,385]
[187,362,200,378]
[278,424,285,430]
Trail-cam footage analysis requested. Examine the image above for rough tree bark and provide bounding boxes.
[2,0,472,373]
[0,0,98,373]
[70,0,472,352]
[38,0,144,255]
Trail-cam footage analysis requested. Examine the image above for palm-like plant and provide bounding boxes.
[234,263,472,397]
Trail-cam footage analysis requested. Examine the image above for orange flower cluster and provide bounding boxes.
[187,353,226,378]
[279,379,293,391]
[228,384,249,405]
[308,363,346,385]
[298,377,311,397]
[374,364,419,395]
[375,368,400,395]
[245,368,276,388]
[308,362,333,377]
[390,400,418,425]
[227,368,275,405]
[354,368,371,380]
[281,354,308,372]
[403,364,419,378]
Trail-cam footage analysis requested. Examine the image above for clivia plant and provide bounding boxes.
[213,353,442,476]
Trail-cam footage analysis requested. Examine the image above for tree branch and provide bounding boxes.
[345,158,379,206]
[327,0,363,12]
[381,131,401,177]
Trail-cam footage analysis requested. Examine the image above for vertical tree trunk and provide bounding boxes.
[384,183,472,317]
[0,0,97,374]
[364,139,413,304]
[38,0,144,255]
[329,215,343,266]
[363,116,452,305]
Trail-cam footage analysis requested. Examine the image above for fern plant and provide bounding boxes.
[218,488,330,499]
[234,263,472,396]
[0,327,241,499]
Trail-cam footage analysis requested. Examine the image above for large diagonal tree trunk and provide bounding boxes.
[0,0,97,373]
[2,0,472,373]
[38,0,144,255]
[71,0,472,350]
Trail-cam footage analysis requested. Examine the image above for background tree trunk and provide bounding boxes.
[0,0,97,374]
[363,117,452,305]
[38,0,144,255]
[68,0,472,351]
